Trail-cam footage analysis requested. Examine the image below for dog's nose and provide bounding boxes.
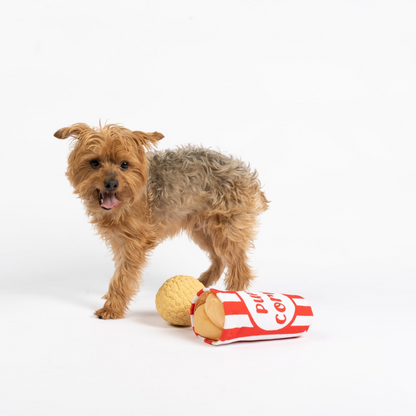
[104,179,119,192]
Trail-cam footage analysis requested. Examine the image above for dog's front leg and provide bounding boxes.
[94,245,149,320]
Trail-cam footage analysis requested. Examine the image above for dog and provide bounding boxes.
[55,123,269,319]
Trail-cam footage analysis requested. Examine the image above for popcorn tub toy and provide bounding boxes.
[191,288,313,346]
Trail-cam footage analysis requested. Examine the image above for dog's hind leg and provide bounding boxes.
[191,226,225,288]
[211,213,258,291]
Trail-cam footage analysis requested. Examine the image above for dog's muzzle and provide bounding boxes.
[97,189,121,210]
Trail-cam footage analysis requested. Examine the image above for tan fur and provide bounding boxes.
[55,123,269,319]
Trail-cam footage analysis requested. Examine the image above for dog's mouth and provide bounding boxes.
[97,190,121,210]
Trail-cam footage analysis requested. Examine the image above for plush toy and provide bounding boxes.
[156,276,314,346]
[191,288,314,346]
[155,275,204,326]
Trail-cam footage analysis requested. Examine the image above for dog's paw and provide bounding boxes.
[94,307,125,320]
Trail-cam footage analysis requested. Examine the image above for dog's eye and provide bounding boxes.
[90,159,100,169]
[120,161,129,171]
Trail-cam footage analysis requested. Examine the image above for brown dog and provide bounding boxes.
[55,123,268,319]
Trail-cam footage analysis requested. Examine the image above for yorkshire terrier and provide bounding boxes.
[55,123,268,319]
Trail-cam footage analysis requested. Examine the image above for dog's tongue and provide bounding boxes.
[101,192,121,209]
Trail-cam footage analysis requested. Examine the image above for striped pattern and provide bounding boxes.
[191,289,313,346]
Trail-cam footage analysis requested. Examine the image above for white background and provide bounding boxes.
[1,0,416,415]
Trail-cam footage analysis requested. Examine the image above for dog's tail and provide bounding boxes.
[259,190,270,213]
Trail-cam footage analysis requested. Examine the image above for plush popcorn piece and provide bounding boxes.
[193,292,225,341]
[155,275,204,326]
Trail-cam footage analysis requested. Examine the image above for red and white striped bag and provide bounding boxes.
[190,288,313,346]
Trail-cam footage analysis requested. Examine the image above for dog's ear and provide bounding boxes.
[54,123,91,140]
[131,131,164,150]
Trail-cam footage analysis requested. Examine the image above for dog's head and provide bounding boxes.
[55,123,163,212]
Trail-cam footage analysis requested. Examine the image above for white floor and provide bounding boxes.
[1,246,415,415]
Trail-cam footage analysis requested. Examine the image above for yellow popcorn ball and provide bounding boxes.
[155,275,204,326]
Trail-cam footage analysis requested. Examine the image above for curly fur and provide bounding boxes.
[55,123,268,319]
